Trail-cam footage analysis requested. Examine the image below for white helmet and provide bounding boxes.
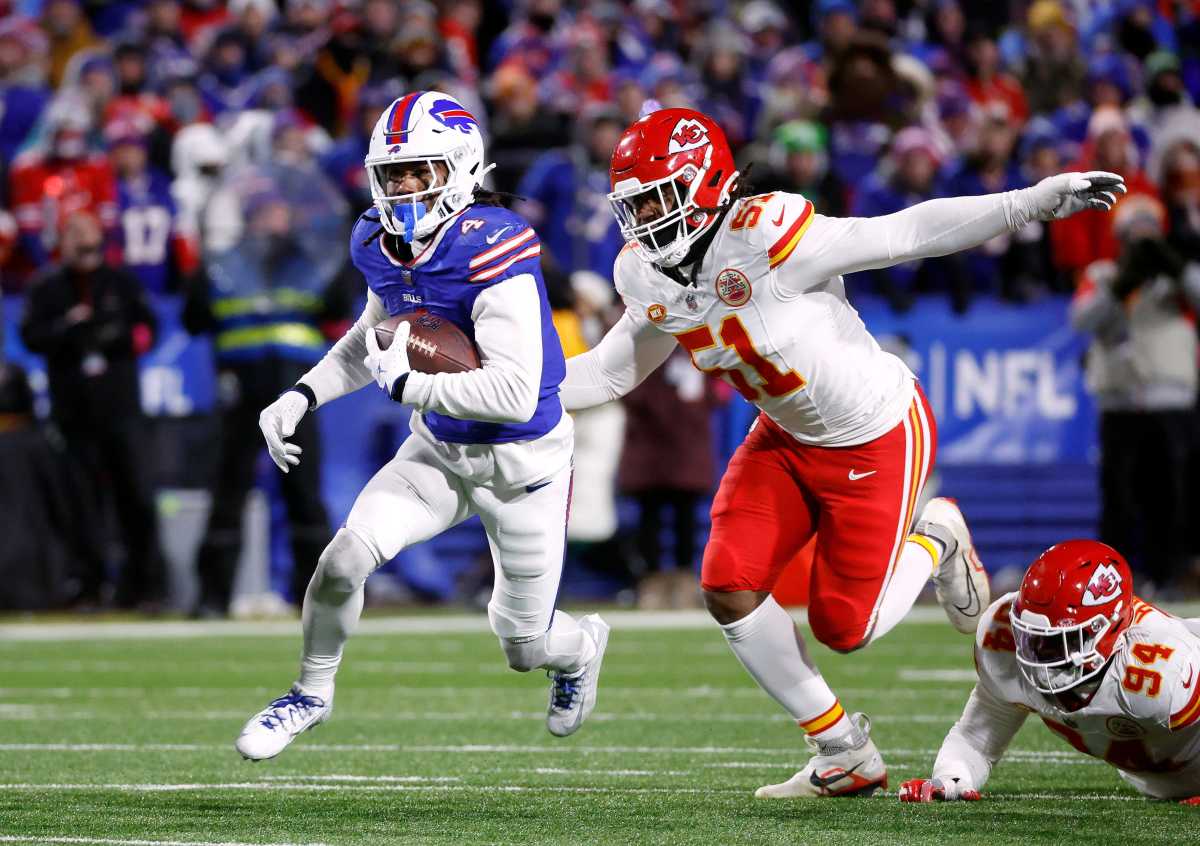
[365,90,490,242]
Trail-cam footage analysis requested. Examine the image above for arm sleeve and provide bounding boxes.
[296,288,389,408]
[559,308,677,411]
[931,671,1029,793]
[776,190,1034,292]
[401,273,544,423]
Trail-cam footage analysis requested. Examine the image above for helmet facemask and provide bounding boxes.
[366,140,488,243]
[608,148,733,267]
[1010,609,1116,694]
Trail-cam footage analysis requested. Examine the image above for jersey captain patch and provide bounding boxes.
[715,268,751,307]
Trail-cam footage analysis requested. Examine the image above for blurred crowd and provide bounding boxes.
[3,0,1200,611]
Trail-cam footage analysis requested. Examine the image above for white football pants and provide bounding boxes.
[346,432,573,639]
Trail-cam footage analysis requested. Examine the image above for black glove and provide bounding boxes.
[1112,239,1157,300]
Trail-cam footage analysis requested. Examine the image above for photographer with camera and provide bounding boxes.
[1071,194,1200,595]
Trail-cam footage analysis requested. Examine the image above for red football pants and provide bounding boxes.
[701,386,936,652]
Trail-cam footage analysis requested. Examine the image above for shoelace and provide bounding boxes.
[549,672,582,711]
[258,690,324,731]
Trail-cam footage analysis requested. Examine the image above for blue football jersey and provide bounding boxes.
[350,203,565,445]
[117,169,178,294]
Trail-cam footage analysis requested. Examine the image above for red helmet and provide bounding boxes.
[607,108,739,267]
[1010,540,1134,694]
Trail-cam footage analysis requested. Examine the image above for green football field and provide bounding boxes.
[0,609,1195,846]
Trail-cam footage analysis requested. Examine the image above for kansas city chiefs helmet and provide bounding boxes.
[608,107,739,267]
[1010,539,1134,694]
[365,91,491,242]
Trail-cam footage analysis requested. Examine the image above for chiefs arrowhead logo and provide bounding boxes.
[1082,562,1123,606]
[668,118,710,155]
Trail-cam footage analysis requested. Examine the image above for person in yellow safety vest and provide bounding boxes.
[183,189,352,618]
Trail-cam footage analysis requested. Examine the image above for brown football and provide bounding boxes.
[373,310,481,374]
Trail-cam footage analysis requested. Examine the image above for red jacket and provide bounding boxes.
[1051,168,1158,278]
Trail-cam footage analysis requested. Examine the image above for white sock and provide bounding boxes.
[720,596,852,740]
[867,536,941,645]
[544,610,597,674]
[297,531,375,697]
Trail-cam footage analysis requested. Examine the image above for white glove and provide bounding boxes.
[258,390,310,473]
[363,320,412,400]
[1022,171,1126,221]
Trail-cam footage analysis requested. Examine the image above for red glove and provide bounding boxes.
[898,778,982,802]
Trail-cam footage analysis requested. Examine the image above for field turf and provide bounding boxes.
[0,610,1195,846]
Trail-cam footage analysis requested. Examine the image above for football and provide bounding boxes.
[373,310,481,374]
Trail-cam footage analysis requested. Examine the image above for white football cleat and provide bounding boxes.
[546,613,610,738]
[235,685,332,761]
[755,713,887,798]
[915,497,990,635]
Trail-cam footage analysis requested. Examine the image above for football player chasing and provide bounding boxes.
[561,107,1125,797]
[234,92,609,761]
[900,540,1200,805]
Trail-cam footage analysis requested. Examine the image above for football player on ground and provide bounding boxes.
[560,107,1125,798]
[234,91,609,760]
[900,540,1200,804]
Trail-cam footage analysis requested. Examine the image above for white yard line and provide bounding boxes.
[0,838,330,846]
[0,708,962,724]
[0,609,942,642]
[0,782,745,796]
[0,742,1101,765]
[255,775,460,783]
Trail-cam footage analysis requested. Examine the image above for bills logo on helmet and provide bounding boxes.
[668,118,710,154]
[1082,562,1123,606]
[715,268,752,307]
[429,98,478,134]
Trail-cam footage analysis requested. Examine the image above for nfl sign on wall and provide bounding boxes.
[856,294,1094,464]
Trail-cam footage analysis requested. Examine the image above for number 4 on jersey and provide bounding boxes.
[676,315,805,401]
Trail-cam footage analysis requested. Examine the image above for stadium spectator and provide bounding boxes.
[1019,0,1086,116]
[516,104,624,276]
[487,63,567,194]
[761,120,846,217]
[19,211,167,611]
[1071,195,1200,594]
[0,17,50,174]
[619,348,722,610]
[852,126,962,311]
[8,94,119,284]
[42,0,100,89]
[0,361,104,611]
[1051,107,1159,279]
[181,183,347,618]
[963,26,1028,126]
[107,117,196,295]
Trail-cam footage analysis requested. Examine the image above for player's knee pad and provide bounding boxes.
[808,599,870,654]
[499,635,547,673]
[313,528,379,600]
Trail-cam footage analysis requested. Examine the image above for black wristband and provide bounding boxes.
[290,382,318,411]
[389,372,409,403]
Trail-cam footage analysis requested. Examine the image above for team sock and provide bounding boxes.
[867,535,944,645]
[719,596,854,741]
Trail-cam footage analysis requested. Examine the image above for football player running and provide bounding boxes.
[234,92,609,761]
[900,540,1200,804]
[560,107,1125,798]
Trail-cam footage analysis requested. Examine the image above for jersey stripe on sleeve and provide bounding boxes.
[1170,676,1200,731]
[767,199,814,269]
[468,227,536,270]
[468,242,541,282]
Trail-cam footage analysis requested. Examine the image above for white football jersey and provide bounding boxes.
[613,192,915,447]
[975,593,1200,797]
